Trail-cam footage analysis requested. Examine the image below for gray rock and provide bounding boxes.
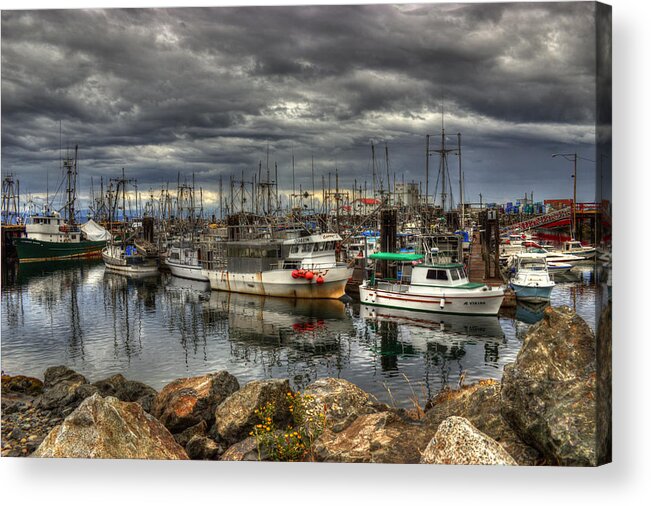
[32,393,188,460]
[91,374,158,413]
[153,371,239,433]
[213,379,292,445]
[220,437,266,461]
[36,366,89,414]
[424,380,540,465]
[174,420,207,448]
[185,435,222,460]
[303,377,382,432]
[501,306,599,466]
[420,416,517,465]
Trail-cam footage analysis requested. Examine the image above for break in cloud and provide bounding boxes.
[1,2,606,211]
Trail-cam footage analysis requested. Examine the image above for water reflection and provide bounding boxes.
[515,301,548,325]
[1,259,600,408]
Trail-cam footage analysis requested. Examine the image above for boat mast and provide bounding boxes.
[458,132,463,229]
[63,145,78,225]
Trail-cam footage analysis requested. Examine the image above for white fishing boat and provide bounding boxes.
[509,253,555,303]
[102,241,159,275]
[165,243,208,281]
[359,252,505,316]
[202,232,353,299]
[561,240,596,259]
[546,261,573,274]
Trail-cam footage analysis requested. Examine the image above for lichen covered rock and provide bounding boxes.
[303,377,382,432]
[314,411,436,463]
[91,374,158,413]
[213,379,292,445]
[220,436,264,461]
[420,416,517,465]
[424,380,540,465]
[153,371,239,433]
[501,306,599,466]
[33,393,188,460]
[185,435,222,460]
[1,374,44,395]
[36,366,89,415]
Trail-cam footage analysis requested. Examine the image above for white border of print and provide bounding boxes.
[0,1,649,505]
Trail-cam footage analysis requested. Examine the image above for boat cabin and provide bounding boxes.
[281,233,341,269]
[562,241,586,252]
[514,253,549,272]
[25,212,81,243]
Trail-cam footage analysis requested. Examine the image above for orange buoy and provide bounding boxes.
[316,276,324,284]
[305,271,314,281]
[291,270,299,279]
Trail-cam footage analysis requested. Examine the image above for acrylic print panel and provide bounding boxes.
[0,1,611,465]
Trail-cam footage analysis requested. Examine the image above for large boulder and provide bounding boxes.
[32,393,188,460]
[213,379,292,445]
[420,416,517,465]
[36,366,89,415]
[313,411,436,463]
[152,371,239,433]
[501,306,599,466]
[91,374,158,413]
[424,380,540,465]
[303,378,383,432]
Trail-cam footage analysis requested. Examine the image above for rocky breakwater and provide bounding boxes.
[1,306,610,465]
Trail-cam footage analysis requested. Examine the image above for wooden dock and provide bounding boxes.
[467,232,515,308]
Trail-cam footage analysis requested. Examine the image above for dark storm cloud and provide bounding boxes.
[1,2,602,207]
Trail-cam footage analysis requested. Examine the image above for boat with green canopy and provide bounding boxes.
[359,252,504,316]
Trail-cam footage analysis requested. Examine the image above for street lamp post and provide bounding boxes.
[552,153,578,239]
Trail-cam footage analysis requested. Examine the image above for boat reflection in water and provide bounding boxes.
[360,304,505,340]
[357,304,510,401]
[203,291,354,390]
[514,301,549,325]
[207,290,351,344]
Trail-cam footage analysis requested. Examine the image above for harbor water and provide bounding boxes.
[1,260,605,408]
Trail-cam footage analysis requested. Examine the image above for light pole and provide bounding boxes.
[552,153,577,239]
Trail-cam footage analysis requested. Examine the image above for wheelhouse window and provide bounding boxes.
[450,269,460,281]
[426,269,448,280]
[290,245,299,254]
[301,244,313,253]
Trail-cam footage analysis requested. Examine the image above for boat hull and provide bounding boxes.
[203,265,352,299]
[165,259,209,281]
[359,284,505,316]
[102,249,159,275]
[510,283,554,303]
[15,238,106,263]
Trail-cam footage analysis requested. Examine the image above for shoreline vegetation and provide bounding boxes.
[1,304,611,465]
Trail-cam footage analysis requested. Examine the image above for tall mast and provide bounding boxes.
[458,132,463,229]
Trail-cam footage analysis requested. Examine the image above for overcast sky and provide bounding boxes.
[1,1,608,212]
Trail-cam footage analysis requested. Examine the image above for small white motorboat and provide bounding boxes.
[102,242,159,275]
[561,240,596,259]
[165,244,209,281]
[359,252,505,316]
[509,253,555,303]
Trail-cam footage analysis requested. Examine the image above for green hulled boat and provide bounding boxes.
[15,145,111,263]
[14,213,108,263]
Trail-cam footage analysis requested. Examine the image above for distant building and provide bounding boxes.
[394,182,420,207]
